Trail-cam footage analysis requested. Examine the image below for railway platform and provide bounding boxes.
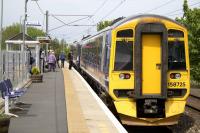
[7,67,126,133]
[8,69,68,133]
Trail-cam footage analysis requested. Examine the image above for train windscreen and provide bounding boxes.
[114,41,133,71]
[168,41,186,70]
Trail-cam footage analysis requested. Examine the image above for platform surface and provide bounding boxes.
[8,66,124,133]
[63,68,121,133]
[8,69,68,133]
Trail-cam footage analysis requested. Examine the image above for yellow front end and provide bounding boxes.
[108,16,190,126]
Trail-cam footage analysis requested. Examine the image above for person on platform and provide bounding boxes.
[56,54,60,68]
[27,47,35,74]
[48,51,56,72]
[59,52,66,68]
[68,51,73,70]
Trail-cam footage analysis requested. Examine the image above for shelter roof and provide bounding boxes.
[7,32,34,41]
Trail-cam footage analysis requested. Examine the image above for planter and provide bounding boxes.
[0,115,11,133]
[30,74,43,83]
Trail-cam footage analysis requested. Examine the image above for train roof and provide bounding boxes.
[81,14,185,42]
[112,14,185,29]
[81,26,111,41]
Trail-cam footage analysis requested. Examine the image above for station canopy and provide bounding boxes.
[5,33,40,50]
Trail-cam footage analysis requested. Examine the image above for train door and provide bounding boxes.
[134,23,168,99]
[142,34,161,95]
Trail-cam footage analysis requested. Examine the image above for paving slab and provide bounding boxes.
[8,69,68,133]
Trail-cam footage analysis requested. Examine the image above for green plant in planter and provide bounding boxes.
[0,114,11,133]
[31,67,40,75]
[30,67,43,83]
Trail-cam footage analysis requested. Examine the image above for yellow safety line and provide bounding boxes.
[63,68,89,133]
[98,123,110,133]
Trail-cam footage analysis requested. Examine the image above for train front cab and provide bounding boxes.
[109,16,190,126]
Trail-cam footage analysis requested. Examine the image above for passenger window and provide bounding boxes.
[168,41,186,70]
[114,41,133,71]
[168,29,184,38]
[103,32,111,73]
[117,29,133,37]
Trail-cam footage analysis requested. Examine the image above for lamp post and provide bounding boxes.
[0,0,3,51]
[22,0,39,52]
[22,0,28,52]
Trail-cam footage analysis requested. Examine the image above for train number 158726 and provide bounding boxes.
[168,82,186,87]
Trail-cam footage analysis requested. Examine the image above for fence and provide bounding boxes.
[0,51,30,87]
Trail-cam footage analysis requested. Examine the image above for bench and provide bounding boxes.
[0,79,27,117]
[5,79,27,96]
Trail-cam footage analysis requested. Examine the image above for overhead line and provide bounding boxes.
[164,1,200,15]
[165,8,183,15]
[86,0,109,32]
[50,14,93,17]
[68,24,96,26]
[92,0,109,16]
[33,1,45,30]
[51,14,67,25]
[100,0,126,21]
[168,12,183,17]
[35,1,45,15]
[145,0,175,13]
[49,16,90,32]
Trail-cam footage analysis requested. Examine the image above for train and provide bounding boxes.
[72,14,190,126]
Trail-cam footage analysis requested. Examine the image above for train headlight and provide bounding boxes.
[119,73,131,79]
[170,73,181,79]
[175,73,181,79]
[119,73,125,79]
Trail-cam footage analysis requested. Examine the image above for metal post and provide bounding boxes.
[20,16,23,33]
[22,0,28,52]
[13,53,15,81]
[2,53,5,79]
[4,96,9,114]
[46,10,49,53]
[18,53,20,85]
[0,0,3,51]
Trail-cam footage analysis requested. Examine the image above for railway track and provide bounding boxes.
[186,94,200,112]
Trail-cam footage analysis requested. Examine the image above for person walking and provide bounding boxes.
[48,51,56,72]
[27,47,35,74]
[59,52,66,68]
[68,51,73,70]
[56,54,60,68]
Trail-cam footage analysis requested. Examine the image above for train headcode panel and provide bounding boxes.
[73,14,190,126]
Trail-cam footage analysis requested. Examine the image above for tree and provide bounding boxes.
[49,38,69,58]
[2,23,20,49]
[97,17,125,31]
[176,0,200,82]
[97,20,112,31]
[27,27,45,39]
[1,23,45,50]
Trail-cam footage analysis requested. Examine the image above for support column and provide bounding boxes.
[35,43,40,68]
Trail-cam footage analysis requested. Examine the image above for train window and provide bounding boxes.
[103,32,111,73]
[168,41,186,70]
[168,29,184,38]
[117,29,133,37]
[114,41,133,71]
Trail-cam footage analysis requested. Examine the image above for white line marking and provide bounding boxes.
[72,68,128,133]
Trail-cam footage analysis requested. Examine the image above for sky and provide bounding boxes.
[1,0,200,43]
